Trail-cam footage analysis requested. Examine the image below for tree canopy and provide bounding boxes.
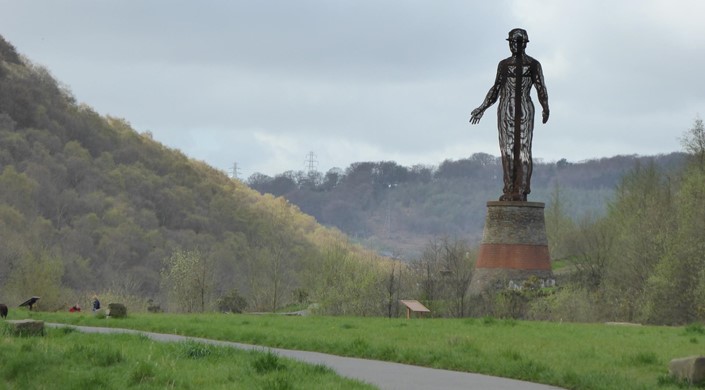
[0,35,391,314]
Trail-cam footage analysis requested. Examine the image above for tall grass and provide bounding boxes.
[0,323,373,389]
[20,309,705,389]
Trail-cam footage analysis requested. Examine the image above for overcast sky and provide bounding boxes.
[1,1,703,178]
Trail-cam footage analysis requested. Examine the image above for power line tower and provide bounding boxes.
[229,162,241,180]
[304,151,318,174]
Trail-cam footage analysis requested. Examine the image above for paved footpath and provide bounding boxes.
[48,323,562,390]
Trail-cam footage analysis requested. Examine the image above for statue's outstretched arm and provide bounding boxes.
[470,63,503,124]
[532,61,549,123]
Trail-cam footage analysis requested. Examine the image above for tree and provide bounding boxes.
[644,121,705,324]
[63,140,93,188]
[246,172,272,189]
[0,205,27,287]
[4,249,66,311]
[410,237,474,317]
[307,243,388,316]
[680,116,705,170]
[412,238,443,305]
[320,167,343,190]
[267,172,298,195]
[384,260,402,318]
[600,162,674,321]
[0,166,38,216]
[160,249,214,312]
[440,237,475,317]
[544,183,575,261]
[244,197,307,312]
[409,164,433,183]
[564,215,615,291]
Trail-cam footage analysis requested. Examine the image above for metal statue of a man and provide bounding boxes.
[470,28,549,201]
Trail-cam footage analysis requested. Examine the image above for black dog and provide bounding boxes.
[0,304,7,319]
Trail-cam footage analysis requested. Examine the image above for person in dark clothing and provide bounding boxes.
[92,296,101,312]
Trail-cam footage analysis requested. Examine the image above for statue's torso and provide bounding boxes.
[496,57,537,137]
[498,56,536,102]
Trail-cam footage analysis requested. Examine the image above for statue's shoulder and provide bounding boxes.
[497,57,514,69]
[499,56,514,65]
[525,55,542,66]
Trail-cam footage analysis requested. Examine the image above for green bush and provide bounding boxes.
[216,289,248,313]
[684,323,705,335]
[107,303,127,318]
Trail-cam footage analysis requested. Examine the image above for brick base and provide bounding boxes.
[476,243,551,270]
[471,201,554,294]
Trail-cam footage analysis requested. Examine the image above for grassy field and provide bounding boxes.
[0,321,373,389]
[12,309,705,389]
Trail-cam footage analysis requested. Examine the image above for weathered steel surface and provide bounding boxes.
[470,29,549,202]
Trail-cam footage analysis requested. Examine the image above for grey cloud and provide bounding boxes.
[0,0,701,176]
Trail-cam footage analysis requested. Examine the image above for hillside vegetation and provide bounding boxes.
[247,153,685,258]
[0,35,391,314]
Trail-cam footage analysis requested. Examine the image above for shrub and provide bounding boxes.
[147,299,161,313]
[107,303,127,318]
[216,289,248,313]
[527,285,600,322]
[684,323,705,335]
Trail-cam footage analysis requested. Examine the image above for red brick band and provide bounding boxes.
[476,243,551,270]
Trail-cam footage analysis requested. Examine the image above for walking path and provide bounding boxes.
[47,323,562,390]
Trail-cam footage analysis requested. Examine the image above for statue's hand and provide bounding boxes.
[470,108,483,124]
[542,109,549,124]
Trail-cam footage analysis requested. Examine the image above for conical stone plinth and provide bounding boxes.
[470,201,555,293]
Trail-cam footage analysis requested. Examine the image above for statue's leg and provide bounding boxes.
[500,152,512,200]
[498,122,514,200]
[517,99,535,200]
[521,106,534,200]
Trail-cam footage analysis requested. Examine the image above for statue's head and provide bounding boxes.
[507,28,529,43]
[507,28,528,55]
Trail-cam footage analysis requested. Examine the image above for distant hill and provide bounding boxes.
[247,153,686,259]
[0,35,389,314]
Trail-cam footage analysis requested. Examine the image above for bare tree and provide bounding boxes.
[564,216,615,291]
[441,237,475,317]
[160,249,214,312]
[681,116,705,169]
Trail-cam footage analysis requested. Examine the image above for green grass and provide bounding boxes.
[551,258,573,273]
[15,309,705,389]
[0,321,373,389]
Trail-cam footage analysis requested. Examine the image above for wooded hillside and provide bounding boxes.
[0,35,390,314]
[248,153,686,258]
